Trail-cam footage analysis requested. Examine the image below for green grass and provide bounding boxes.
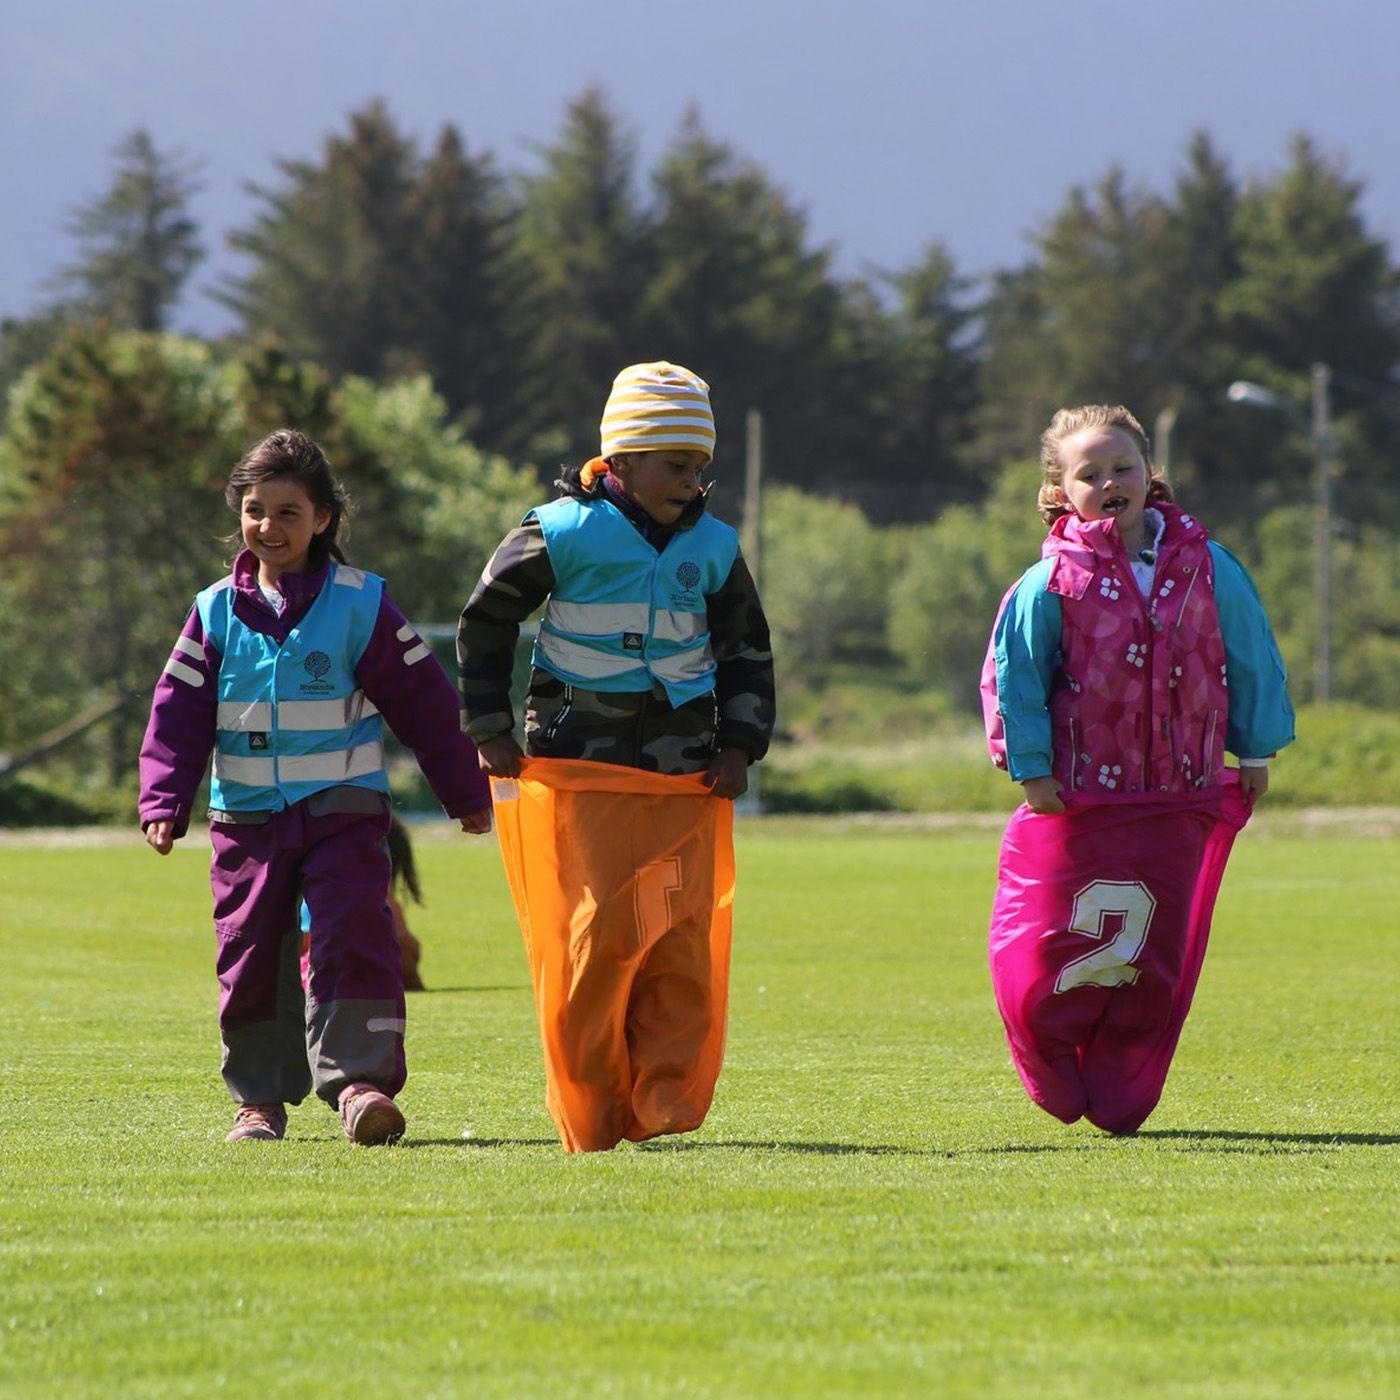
[2,819,1397,1398]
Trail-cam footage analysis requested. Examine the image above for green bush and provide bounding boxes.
[1267,703,1400,806]
[0,778,106,827]
[759,765,899,814]
[759,485,894,676]
[886,461,1045,708]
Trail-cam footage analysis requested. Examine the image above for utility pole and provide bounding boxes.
[1153,406,1178,478]
[740,408,764,815]
[743,408,763,591]
[1310,362,1334,704]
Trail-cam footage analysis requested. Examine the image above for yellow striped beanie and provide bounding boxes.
[599,361,715,463]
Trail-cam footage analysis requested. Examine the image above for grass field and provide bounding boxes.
[2,816,1397,1398]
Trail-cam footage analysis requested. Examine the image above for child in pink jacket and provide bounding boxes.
[981,405,1294,1133]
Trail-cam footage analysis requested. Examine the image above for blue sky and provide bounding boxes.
[3,0,1395,336]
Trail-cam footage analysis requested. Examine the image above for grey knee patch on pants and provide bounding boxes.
[222,1020,313,1106]
[306,997,405,1104]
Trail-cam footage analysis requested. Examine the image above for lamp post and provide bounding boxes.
[1226,364,1334,703]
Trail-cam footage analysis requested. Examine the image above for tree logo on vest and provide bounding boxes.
[302,650,333,693]
[672,560,702,607]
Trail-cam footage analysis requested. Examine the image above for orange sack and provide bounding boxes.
[491,757,736,1152]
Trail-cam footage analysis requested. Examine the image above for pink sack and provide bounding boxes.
[989,780,1250,1133]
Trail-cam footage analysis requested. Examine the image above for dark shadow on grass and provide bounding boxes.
[641,1131,1400,1157]
[397,1136,954,1156]
[398,1137,559,1150]
[411,984,528,995]
[632,1136,1058,1159]
[397,1130,1398,1156]
[637,1139,973,1158]
[1134,1129,1400,1150]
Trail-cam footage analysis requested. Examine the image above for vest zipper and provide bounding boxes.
[270,637,286,790]
[644,544,665,681]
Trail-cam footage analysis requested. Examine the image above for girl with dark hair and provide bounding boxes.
[139,430,491,1146]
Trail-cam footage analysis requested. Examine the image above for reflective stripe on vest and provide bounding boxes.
[212,741,387,787]
[530,497,738,706]
[161,634,207,688]
[196,564,389,812]
[541,599,708,644]
[215,695,382,732]
[534,631,638,683]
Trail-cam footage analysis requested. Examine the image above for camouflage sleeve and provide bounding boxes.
[456,520,555,742]
[707,552,776,761]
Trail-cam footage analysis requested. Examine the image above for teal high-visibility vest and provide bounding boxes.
[196,563,390,812]
[531,496,738,706]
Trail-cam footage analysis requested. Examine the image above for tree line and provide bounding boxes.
[1,93,1398,794]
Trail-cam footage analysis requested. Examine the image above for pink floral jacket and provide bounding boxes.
[983,506,1233,796]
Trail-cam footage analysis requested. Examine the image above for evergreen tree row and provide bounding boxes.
[2,92,1399,795]
[10,92,1395,530]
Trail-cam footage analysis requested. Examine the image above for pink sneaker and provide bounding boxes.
[338,1083,405,1146]
[226,1103,287,1142]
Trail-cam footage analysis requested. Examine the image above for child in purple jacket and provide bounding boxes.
[139,430,491,1146]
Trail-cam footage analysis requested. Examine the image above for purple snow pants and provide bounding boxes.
[208,789,404,1108]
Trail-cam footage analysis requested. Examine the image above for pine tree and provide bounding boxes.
[1219,135,1400,523]
[1224,135,1398,377]
[405,127,534,454]
[1152,132,1251,516]
[975,160,1208,491]
[51,128,203,332]
[640,109,838,491]
[221,101,419,379]
[881,243,980,510]
[515,88,653,465]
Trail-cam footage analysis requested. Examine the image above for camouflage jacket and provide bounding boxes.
[457,470,775,775]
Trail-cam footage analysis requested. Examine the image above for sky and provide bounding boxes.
[3,0,1396,337]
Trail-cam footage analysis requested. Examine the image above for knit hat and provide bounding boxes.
[599,361,715,463]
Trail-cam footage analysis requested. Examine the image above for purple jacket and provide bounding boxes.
[140,550,490,837]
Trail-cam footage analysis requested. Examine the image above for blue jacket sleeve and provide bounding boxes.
[1209,543,1296,759]
[993,559,1062,782]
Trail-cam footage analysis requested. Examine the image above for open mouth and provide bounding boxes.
[1103,498,1129,514]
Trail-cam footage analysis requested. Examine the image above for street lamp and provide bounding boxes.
[1226,363,1334,703]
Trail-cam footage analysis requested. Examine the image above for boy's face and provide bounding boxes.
[1055,428,1149,539]
[610,450,708,525]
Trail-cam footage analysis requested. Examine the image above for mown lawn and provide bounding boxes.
[1,817,1396,1398]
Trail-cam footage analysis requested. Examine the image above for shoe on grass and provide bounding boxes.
[226,1103,287,1142]
[338,1083,405,1146]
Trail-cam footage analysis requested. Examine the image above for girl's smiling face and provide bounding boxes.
[1055,427,1150,543]
[240,478,331,582]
